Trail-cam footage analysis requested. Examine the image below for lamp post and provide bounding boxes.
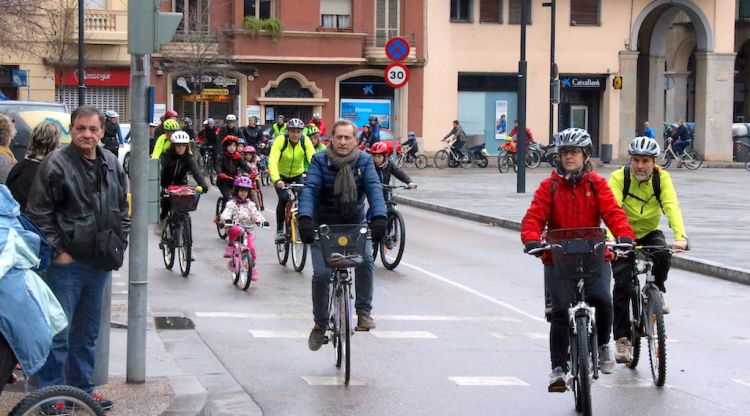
[543,0,559,145]
[516,0,529,193]
[78,0,85,106]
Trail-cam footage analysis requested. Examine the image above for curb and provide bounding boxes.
[394,195,750,286]
[160,375,210,416]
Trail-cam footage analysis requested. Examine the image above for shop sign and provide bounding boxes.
[213,76,237,87]
[560,76,606,90]
[202,88,229,96]
[56,68,130,86]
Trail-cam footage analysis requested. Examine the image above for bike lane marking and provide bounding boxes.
[733,379,750,388]
[448,377,529,386]
[491,332,548,340]
[248,330,308,338]
[195,312,520,322]
[301,376,369,386]
[369,331,438,339]
[401,262,546,323]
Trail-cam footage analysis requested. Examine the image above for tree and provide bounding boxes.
[0,0,41,50]
[36,0,81,93]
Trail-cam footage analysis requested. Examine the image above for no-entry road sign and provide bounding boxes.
[384,63,409,89]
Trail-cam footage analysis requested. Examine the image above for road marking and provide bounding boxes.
[301,376,368,386]
[448,377,529,386]
[113,282,127,287]
[196,312,520,322]
[248,330,308,338]
[401,262,546,323]
[733,336,750,343]
[198,312,308,319]
[733,379,750,388]
[491,332,548,340]
[370,331,438,339]
[598,377,662,388]
[112,291,129,295]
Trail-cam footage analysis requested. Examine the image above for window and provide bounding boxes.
[570,0,600,26]
[450,0,472,22]
[480,0,502,23]
[375,0,399,46]
[244,0,273,19]
[321,0,352,28]
[84,0,106,9]
[508,0,531,24]
[174,0,209,32]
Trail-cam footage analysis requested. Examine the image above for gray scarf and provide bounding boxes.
[325,146,360,215]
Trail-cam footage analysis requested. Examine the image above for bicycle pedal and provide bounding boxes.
[547,384,567,393]
[322,336,330,344]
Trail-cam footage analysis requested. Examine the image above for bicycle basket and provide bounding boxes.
[318,224,368,268]
[169,194,200,212]
[545,228,606,282]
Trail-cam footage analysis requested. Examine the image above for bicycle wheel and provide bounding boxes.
[340,284,352,385]
[231,249,241,286]
[215,197,227,239]
[498,155,510,173]
[526,149,541,168]
[276,221,290,265]
[434,150,449,169]
[627,285,642,369]
[395,154,405,169]
[415,155,428,169]
[659,153,672,168]
[683,151,703,170]
[261,170,270,186]
[240,250,253,290]
[380,210,406,270]
[574,315,593,416]
[178,217,192,277]
[372,242,379,262]
[291,219,308,272]
[10,385,105,416]
[646,287,667,386]
[256,186,265,211]
[476,154,489,168]
[161,222,175,270]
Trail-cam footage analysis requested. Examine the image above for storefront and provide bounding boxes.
[56,68,130,118]
[456,73,518,155]
[557,74,606,156]
[0,65,21,100]
[338,75,395,130]
[172,74,240,123]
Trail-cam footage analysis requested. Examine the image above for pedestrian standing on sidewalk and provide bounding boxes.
[642,121,655,139]
[0,114,18,184]
[6,121,61,212]
[27,105,130,412]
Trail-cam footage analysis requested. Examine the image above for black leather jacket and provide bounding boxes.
[160,148,208,189]
[27,145,130,267]
[375,159,412,186]
[242,125,264,148]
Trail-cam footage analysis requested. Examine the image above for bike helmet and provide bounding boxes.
[242,145,256,154]
[312,113,321,120]
[222,135,239,146]
[233,176,254,190]
[368,116,377,122]
[163,119,181,131]
[287,118,305,129]
[628,136,660,157]
[237,137,246,146]
[205,117,215,125]
[370,142,388,155]
[183,117,192,125]
[555,128,592,155]
[104,110,118,118]
[170,131,191,144]
[165,109,178,118]
[225,114,237,122]
[408,131,416,138]
[306,124,320,135]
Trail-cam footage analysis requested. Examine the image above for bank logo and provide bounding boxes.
[561,78,572,88]
[362,85,374,95]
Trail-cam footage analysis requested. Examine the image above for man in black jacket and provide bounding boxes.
[27,106,130,411]
[242,116,264,148]
[158,131,209,232]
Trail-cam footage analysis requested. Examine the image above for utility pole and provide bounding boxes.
[78,0,85,106]
[543,0,559,145]
[517,0,529,194]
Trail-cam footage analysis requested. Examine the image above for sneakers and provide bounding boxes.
[274,231,286,244]
[661,294,670,314]
[91,392,114,411]
[223,245,234,258]
[356,313,376,331]
[308,324,326,351]
[598,344,615,374]
[251,268,259,281]
[615,337,633,364]
[548,367,568,393]
[41,402,70,416]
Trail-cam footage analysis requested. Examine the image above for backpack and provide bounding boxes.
[278,134,309,168]
[17,213,52,273]
[622,166,662,207]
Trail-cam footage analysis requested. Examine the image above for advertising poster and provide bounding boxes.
[246,105,261,121]
[340,98,391,130]
[153,104,166,124]
[495,100,508,140]
[266,107,275,122]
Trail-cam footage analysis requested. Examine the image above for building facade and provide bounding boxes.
[422,0,739,161]
[152,0,425,138]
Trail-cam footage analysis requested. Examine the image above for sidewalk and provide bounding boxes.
[394,165,750,283]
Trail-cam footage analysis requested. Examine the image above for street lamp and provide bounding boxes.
[517,0,529,193]
[78,0,85,106]
[543,0,559,145]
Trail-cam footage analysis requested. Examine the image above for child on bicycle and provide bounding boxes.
[242,145,261,174]
[219,177,266,281]
[401,131,418,161]
[521,128,634,392]
[216,135,250,198]
[369,142,417,189]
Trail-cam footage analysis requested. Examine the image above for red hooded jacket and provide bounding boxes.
[521,170,635,264]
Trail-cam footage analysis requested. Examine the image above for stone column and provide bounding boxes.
[618,51,639,159]
[694,52,735,161]
[664,71,690,123]
[647,55,666,141]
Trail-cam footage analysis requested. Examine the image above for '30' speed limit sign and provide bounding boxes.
[384,63,409,89]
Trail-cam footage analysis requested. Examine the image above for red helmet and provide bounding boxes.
[222,135,239,146]
[370,142,388,155]
[165,109,178,118]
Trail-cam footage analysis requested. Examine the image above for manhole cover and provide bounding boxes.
[154,316,195,330]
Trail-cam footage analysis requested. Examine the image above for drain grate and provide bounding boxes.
[154,316,195,330]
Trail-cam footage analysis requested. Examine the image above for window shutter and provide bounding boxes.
[480,0,502,23]
[571,0,599,26]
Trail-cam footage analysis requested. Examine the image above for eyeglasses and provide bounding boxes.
[559,148,583,157]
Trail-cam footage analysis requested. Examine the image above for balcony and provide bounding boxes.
[156,31,221,59]
[363,33,417,64]
[68,9,128,45]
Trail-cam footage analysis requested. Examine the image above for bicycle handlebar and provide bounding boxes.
[526,241,633,256]
[383,184,408,190]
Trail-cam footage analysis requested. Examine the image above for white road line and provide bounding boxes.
[733,379,750,388]
[248,330,308,338]
[113,282,127,287]
[491,332,548,340]
[597,377,663,388]
[370,331,438,339]
[301,376,368,386]
[448,376,529,386]
[733,336,750,343]
[198,312,308,319]
[195,312,519,322]
[112,291,129,295]
[401,262,546,323]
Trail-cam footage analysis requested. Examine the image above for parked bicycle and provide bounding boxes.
[8,384,104,416]
[395,145,428,169]
[160,188,201,277]
[316,223,369,385]
[659,136,702,170]
[527,228,624,416]
[734,141,750,171]
[223,221,268,291]
[434,138,485,169]
[372,185,407,270]
[276,183,307,272]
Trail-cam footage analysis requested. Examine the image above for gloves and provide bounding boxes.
[524,241,544,257]
[370,216,387,243]
[616,236,634,245]
[261,221,270,228]
[298,216,315,244]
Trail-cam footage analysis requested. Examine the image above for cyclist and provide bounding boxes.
[268,117,315,242]
[521,128,634,391]
[218,114,241,154]
[297,119,387,348]
[219,177,266,281]
[401,131,418,161]
[608,136,689,364]
[442,120,467,162]
[152,109,179,148]
[358,124,374,149]
[151,119,182,159]
[216,135,250,199]
[308,112,327,137]
[305,124,326,153]
[157,131,208,234]
[369,142,416,189]
[199,118,218,160]
[243,115,264,148]
[271,114,287,137]
[368,116,381,143]
[102,110,123,157]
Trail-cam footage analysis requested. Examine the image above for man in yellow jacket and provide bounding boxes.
[268,117,314,242]
[151,119,181,159]
[608,136,689,364]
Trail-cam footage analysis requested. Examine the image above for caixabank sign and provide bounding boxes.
[559,75,607,91]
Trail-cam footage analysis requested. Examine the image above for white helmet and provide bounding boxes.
[105,110,118,118]
[555,128,592,155]
[225,114,237,122]
[628,136,660,157]
[170,131,191,144]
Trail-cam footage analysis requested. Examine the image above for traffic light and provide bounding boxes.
[128,1,183,54]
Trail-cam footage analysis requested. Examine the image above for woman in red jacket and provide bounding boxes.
[521,128,635,392]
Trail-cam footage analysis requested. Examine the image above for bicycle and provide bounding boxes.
[275,183,307,272]
[734,141,750,171]
[434,139,481,169]
[201,148,217,185]
[497,144,537,173]
[8,385,104,416]
[223,221,268,291]
[615,245,680,387]
[395,146,428,169]
[316,223,369,385]
[659,137,702,170]
[372,185,407,270]
[215,195,228,240]
[160,188,201,277]
[259,154,271,186]
[527,228,623,416]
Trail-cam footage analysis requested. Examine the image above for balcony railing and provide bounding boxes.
[67,9,127,44]
[364,33,417,62]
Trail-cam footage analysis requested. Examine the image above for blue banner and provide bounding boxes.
[11,70,28,88]
[339,99,391,130]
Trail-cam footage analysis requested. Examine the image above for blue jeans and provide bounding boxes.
[310,239,374,325]
[36,261,110,394]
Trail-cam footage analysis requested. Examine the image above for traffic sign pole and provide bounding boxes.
[384,37,411,163]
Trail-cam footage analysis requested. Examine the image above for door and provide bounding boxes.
[570,105,588,130]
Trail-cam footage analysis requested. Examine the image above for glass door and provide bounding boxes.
[570,105,588,130]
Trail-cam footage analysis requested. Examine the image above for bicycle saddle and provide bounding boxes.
[327,253,364,269]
